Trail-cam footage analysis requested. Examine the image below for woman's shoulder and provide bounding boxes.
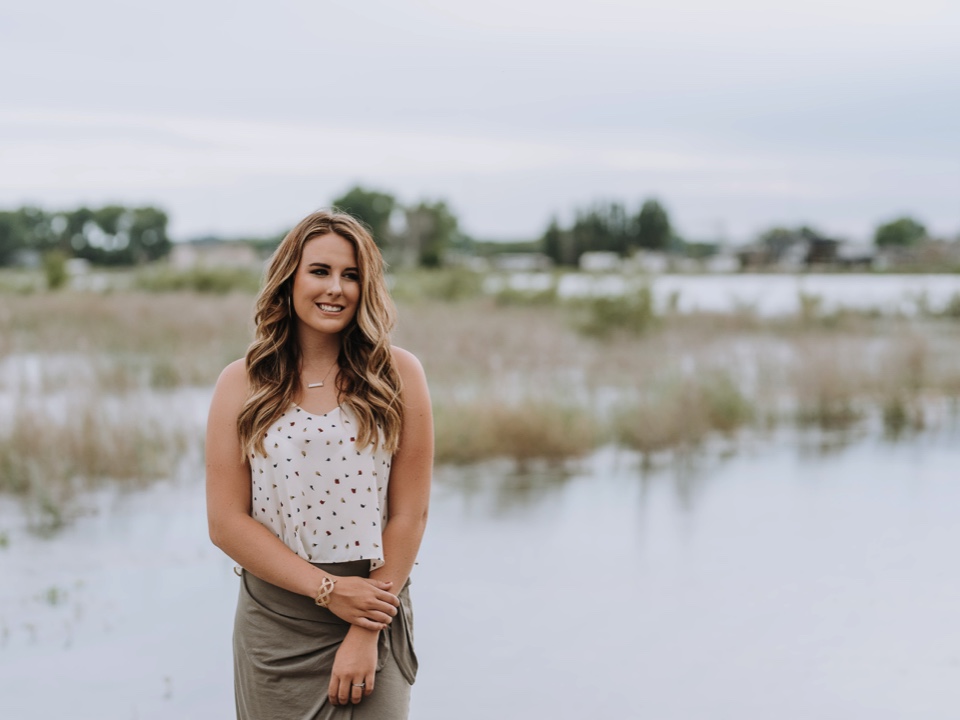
[390,346,430,408]
[390,345,425,377]
[217,357,248,385]
[211,358,248,405]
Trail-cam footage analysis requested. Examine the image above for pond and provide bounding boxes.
[496,272,960,316]
[2,425,958,719]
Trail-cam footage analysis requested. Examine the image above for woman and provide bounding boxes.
[206,210,433,719]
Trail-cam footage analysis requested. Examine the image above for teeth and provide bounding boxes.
[319,304,343,312]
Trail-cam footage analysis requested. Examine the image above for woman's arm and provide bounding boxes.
[205,359,399,631]
[369,346,434,591]
[330,346,434,706]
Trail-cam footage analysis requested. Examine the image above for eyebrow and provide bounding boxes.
[307,262,360,272]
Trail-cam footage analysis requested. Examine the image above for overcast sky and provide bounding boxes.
[1,0,957,243]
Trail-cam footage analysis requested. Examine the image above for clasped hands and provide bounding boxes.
[325,575,399,631]
[325,577,397,706]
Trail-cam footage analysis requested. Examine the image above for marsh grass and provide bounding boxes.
[0,291,241,523]
[389,268,485,303]
[0,396,193,530]
[395,296,960,460]
[133,266,262,294]
[572,286,656,338]
[0,292,253,385]
[792,341,866,429]
[3,285,960,522]
[433,398,596,467]
[611,371,754,454]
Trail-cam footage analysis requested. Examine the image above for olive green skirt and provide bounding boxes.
[233,560,417,720]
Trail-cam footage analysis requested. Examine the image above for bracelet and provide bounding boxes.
[314,576,337,607]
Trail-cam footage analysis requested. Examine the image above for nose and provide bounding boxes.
[327,273,343,295]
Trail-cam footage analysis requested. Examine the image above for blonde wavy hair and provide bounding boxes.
[237,210,403,458]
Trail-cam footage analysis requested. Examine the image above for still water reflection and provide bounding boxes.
[1,428,958,719]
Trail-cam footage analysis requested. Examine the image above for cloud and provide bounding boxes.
[0,1,957,239]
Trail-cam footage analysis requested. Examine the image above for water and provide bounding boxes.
[494,272,960,316]
[2,428,959,719]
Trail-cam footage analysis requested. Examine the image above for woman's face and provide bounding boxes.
[290,232,361,338]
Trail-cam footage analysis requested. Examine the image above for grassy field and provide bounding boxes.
[2,273,960,525]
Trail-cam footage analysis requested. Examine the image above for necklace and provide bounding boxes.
[305,357,338,389]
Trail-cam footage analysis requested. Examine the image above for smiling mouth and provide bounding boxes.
[318,303,344,313]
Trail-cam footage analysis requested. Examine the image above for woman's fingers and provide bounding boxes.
[376,590,401,609]
[326,576,399,627]
[373,598,398,616]
[368,610,394,625]
[333,677,368,706]
[337,680,351,706]
[355,617,389,632]
[350,680,365,704]
[363,579,400,604]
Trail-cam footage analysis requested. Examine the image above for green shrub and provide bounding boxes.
[941,292,960,320]
[389,268,485,303]
[134,266,261,294]
[494,284,559,307]
[572,285,656,338]
[42,251,69,290]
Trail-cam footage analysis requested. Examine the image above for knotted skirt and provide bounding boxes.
[234,560,417,720]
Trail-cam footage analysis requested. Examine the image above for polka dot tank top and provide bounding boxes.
[249,404,391,568]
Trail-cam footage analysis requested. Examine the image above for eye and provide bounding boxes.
[344,271,360,281]
[310,268,330,277]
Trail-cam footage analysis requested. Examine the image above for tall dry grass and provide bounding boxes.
[0,291,253,388]
[3,285,960,523]
[394,296,960,461]
[0,396,194,530]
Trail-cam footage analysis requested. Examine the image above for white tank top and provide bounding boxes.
[249,404,391,568]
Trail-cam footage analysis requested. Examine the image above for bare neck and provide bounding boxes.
[298,333,342,374]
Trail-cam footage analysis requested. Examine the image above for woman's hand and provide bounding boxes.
[326,576,399,630]
[329,627,379,706]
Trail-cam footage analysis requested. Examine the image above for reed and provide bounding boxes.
[0,395,193,529]
[0,291,253,386]
[3,284,960,523]
[433,398,597,467]
[611,370,754,454]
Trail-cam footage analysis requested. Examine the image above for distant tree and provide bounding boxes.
[0,203,170,266]
[472,238,541,257]
[0,206,69,264]
[402,200,460,267]
[682,242,719,259]
[570,208,603,261]
[875,216,927,248]
[540,198,677,264]
[570,202,633,258]
[332,186,397,248]
[635,199,671,251]
[70,206,170,265]
[129,206,172,262]
[541,217,565,264]
[758,226,799,262]
[62,206,95,254]
[0,212,24,265]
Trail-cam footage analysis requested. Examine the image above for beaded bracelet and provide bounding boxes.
[314,576,337,607]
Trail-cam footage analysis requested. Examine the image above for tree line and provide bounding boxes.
[330,187,467,268]
[0,189,939,269]
[0,205,170,266]
[540,200,674,266]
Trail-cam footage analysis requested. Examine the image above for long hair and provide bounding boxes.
[237,210,403,458]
